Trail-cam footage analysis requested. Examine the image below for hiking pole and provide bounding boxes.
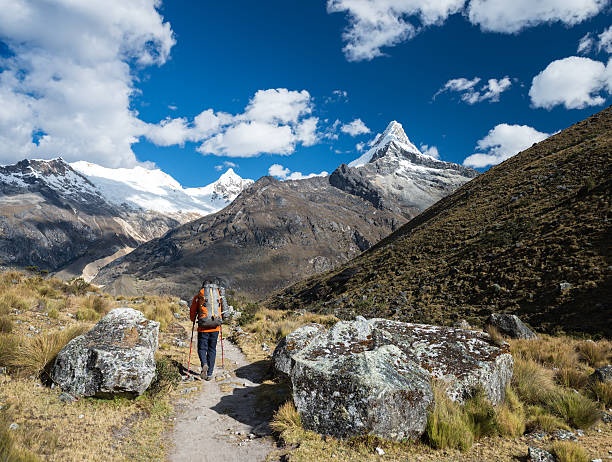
[220,325,225,369]
[186,318,196,378]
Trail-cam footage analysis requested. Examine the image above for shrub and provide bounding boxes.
[65,278,92,296]
[425,386,474,451]
[545,389,600,429]
[237,302,260,327]
[588,381,612,407]
[512,357,555,404]
[0,317,13,333]
[526,406,569,432]
[270,401,302,435]
[76,308,99,321]
[485,325,505,347]
[12,325,88,378]
[576,341,608,367]
[37,286,58,298]
[496,386,525,437]
[551,441,589,462]
[464,388,498,439]
[147,357,181,397]
[556,367,589,390]
[90,296,109,315]
[0,334,17,368]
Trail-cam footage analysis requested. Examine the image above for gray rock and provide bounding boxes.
[590,365,612,383]
[528,447,555,462]
[52,308,159,398]
[58,392,77,403]
[173,312,181,319]
[272,323,326,379]
[453,319,471,329]
[552,429,577,441]
[285,318,513,441]
[486,313,537,339]
[8,423,18,431]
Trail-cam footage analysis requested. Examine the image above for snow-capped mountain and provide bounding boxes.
[0,158,252,279]
[331,121,478,217]
[71,161,253,217]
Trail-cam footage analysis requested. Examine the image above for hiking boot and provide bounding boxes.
[205,375,213,381]
[200,365,208,380]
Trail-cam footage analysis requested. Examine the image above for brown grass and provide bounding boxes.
[551,441,589,462]
[12,325,89,378]
[485,325,505,347]
[588,381,612,407]
[556,367,590,390]
[511,357,556,404]
[270,401,302,435]
[0,316,13,333]
[576,340,610,367]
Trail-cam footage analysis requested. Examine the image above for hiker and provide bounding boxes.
[190,279,225,381]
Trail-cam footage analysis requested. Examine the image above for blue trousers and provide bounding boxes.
[197,331,218,376]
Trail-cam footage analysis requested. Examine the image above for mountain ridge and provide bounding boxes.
[265,107,612,336]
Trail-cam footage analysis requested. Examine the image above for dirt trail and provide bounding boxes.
[169,340,276,462]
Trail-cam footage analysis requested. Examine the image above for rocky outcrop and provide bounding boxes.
[52,308,159,397]
[272,323,326,379]
[487,314,537,339]
[590,365,612,383]
[275,317,513,440]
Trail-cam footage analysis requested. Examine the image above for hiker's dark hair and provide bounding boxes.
[201,278,215,288]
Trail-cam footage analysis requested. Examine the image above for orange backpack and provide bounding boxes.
[196,284,224,329]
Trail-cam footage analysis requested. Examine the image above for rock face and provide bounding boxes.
[590,365,612,383]
[275,317,513,440]
[272,323,326,379]
[52,308,159,397]
[487,314,537,339]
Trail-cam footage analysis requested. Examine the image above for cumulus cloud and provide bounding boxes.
[463,123,550,168]
[143,88,320,157]
[420,144,440,159]
[268,163,328,181]
[435,76,512,104]
[0,0,175,167]
[341,118,371,136]
[328,0,608,61]
[327,0,465,61]
[529,56,612,109]
[467,0,607,33]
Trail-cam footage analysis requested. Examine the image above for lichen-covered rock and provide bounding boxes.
[590,365,612,383]
[52,308,159,397]
[287,317,513,440]
[272,323,325,379]
[486,313,537,339]
[528,447,555,462]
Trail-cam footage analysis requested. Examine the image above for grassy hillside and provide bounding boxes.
[0,269,194,461]
[266,107,612,336]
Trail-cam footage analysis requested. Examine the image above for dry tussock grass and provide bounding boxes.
[551,441,589,462]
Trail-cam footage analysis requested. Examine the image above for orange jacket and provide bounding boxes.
[190,288,221,333]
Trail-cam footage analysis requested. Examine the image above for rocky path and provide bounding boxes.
[168,340,276,462]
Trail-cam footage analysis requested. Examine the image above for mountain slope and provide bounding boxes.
[94,122,477,299]
[266,107,612,336]
[0,159,251,278]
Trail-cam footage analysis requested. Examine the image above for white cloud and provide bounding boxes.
[529,56,612,109]
[214,161,238,171]
[598,26,612,53]
[268,163,328,181]
[467,0,607,33]
[356,142,366,152]
[0,0,175,167]
[435,76,512,104]
[327,0,465,61]
[578,32,594,54]
[143,89,320,157]
[341,118,371,136]
[463,123,550,168]
[328,0,608,61]
[420,144,440,159]
[199,122,296,158]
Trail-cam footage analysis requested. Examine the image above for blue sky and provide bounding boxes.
[0,1,611,187]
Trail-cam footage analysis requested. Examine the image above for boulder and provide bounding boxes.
[52,308,159,397]
[590,365,612,383]
[486,313,537,339]
[528,447,555,462]
[283,317,513,440]
[272,323,325,379]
